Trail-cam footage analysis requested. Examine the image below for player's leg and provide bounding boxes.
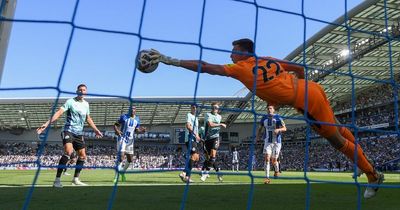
[337,122,355,143]
[297,81,382,198]
[336,118,366,177]
[263,143,272,184]
[179,140,193,182]
[72,136,88,186]
[201,141,210,175]
[119,141,134,182]
[114,151,126,183]
[272,144,282,177]
[311,84,377,182]
[207,138,222,181]
[200,140,213,182]
[121,153,133,182]
[208,148,223,182]
[53,132,75,188]
[326,130,383,198]
[63,159,71,176]
[122,142,134,171]
[186,152,198,183]
[264,154,271,184]
[114,139,127,183]
[185,141,199,182]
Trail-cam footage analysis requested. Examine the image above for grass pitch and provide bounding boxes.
[0,170,399,210]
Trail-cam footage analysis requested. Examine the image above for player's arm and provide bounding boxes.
[113,122,122,136]
[207,120,226,128]
[179,60,226,76]
[279,120,287,132]
[86,115,103,138]
[135,126,146,134]
[274,125,287,134]
[149,49,227,76]
[274,120,287,134]
[36,108,65,134]
[186,121,200,141]
[272,58,305,79]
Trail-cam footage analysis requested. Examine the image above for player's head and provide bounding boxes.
[231,38,254,63]
[130,105,137,116]
[211,102,219,114]
[76,84,87,99]
[267,104,275,115]
[190,104,197,114]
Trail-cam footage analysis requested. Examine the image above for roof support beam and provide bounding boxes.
[330,30,372,39]
[225,94,251,127]
[376,2,400,10]
[351,17,398,27]
[171,104,181,124]
[149,104,159,128]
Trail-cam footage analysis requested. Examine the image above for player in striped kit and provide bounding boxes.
[257,105,286,184]
[113,105,146,183]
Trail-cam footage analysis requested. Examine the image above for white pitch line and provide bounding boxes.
[0,182,262,188]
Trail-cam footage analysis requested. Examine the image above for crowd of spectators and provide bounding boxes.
[1,135,398,172]
[0,142,174,170]
[334,77,398,114]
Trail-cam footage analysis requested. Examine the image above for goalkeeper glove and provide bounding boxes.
[149,49,181,66]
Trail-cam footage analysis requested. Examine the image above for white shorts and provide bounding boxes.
[232,159,239,164]
[263,142,282,159]
[117,137,134,155]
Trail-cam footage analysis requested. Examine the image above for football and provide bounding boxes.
[136,49,159,73]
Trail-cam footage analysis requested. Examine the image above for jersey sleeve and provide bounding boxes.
[61,99,72,111]
[259,116,266,126]
[117,114,125,124]
[186,113,192,125]
[277,115,285,127]
[223,63,245,80]
[136,117,141,128]
[86,102,90,115]
[217,114,222,124]
[205,113,210,123]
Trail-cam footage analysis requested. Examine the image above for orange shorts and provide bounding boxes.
[293,79,337,138]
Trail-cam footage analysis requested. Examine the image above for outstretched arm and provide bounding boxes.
[150,50,227,76]
[36,108,65,134]
[179,60,226,76]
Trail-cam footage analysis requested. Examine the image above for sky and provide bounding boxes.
[0,0,363,99]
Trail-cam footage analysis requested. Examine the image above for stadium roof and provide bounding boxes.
[1,0,399,130]
[0,96,254,130]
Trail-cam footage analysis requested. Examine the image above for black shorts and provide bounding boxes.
[185,140,199,154]
[204,137,220,155]
[61,131,85,151]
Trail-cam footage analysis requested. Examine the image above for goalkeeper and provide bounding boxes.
[149,38,383,199]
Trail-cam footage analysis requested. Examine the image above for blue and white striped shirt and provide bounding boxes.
[260,114,285,143]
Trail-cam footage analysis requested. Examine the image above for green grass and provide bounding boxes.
[0,170,399,210]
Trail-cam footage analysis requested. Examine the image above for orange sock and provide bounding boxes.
[339,140,376,182]
[339,127,355,143]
